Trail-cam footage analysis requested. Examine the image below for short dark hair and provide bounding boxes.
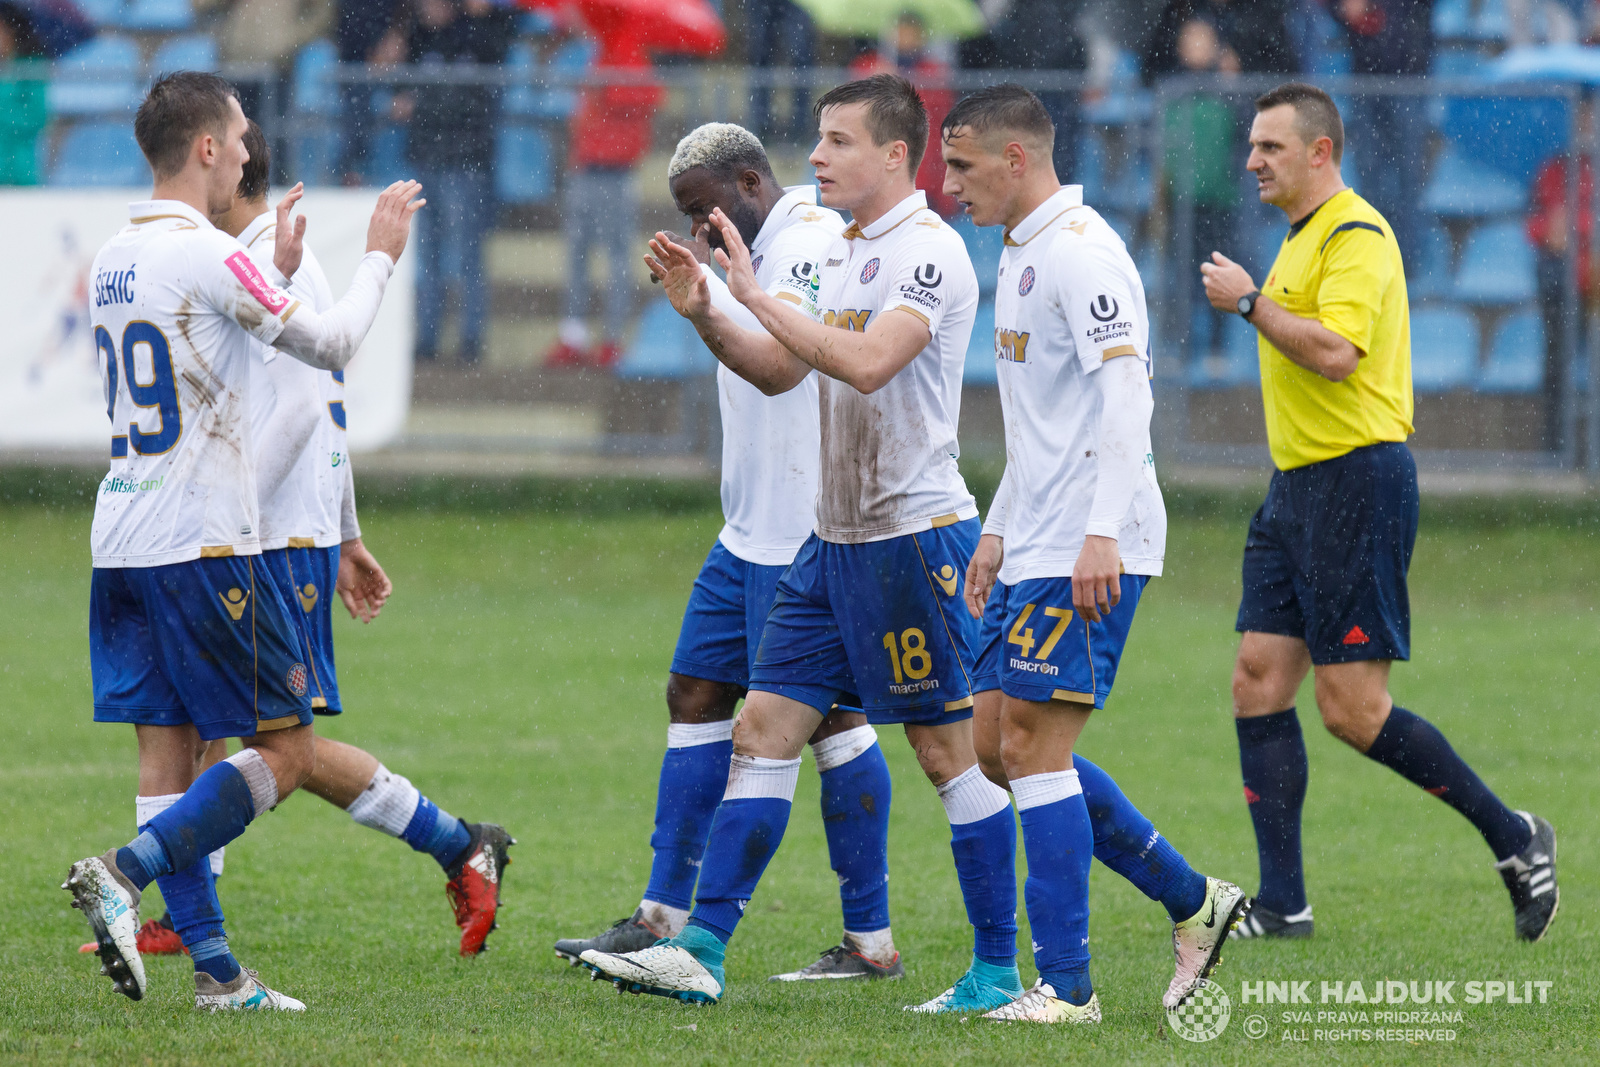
[814,73,929,171]
[941,84,1055,154]
[134,71,238,180]
[238,119,269,200]
[1255,82,1344,165]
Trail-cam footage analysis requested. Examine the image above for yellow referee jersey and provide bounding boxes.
[1257,187,1414,470]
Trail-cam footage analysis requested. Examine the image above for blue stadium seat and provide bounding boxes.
[1470,0,1510,40]
[948,212,1003,296]
[963,298,996,384]
[1431,46,1488,78]
[1477,310,1544,392]
[618,298,713,379]
[294,39,341,116]
[1420,150,1527,218]
[496,123,553,204]
[1454,220,1536,304]
[151,34,216,76]
[1440,95,1569,184]
[1409,306,1479,390]
[368,125,410,184]
[118,0,192,31]
[1433,0,1471,39]
[1407,223,1457,300]
[49,36,140,115]
[51,121,148,186]
[1188,312,1259,387]
[74,0,123,25]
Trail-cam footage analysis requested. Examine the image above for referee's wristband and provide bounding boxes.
[1237,290,1262,320]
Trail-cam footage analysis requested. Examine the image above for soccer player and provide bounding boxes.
[939,86,1248,1023]
[64,72,420,1009]
[1199,83,1558,942]
[114,120,512,960]
[553,123,901,982]
[588,75,1021,1012]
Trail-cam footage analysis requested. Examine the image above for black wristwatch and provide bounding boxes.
[1237,290,1262,320]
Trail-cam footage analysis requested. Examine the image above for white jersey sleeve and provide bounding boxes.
[1053,238,1150,375]
[878,228,964,340]
[271,251,395,372]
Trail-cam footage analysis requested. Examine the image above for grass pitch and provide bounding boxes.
[1,498,1595,1065]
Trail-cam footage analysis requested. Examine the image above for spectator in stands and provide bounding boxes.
[0,5,48,186]
[1526,115,1593,451]
[335,0,406,186]
[195,0,335,157]
[395,0,518,365]
[546,32,662,369]
[961,0,1088,186]
[1142,0,1297,82]
[744,0,815,144]
[1162,17,1240,362]
[847,14,958,217]
[1328,0,1434,270]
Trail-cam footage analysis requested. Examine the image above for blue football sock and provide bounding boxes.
[188,935,241,983]
[122,759,264,891]
[1237,708,1309,915]
[1076,754,1208,922]
[400,796,473,870]
[818,741,892,933]
[1015,771,1094,1007]
[969,954,1024,989]
[948,806,1019,963]
[643,729,733,911]
[689,755,801,944]
[1365,706,1532,861]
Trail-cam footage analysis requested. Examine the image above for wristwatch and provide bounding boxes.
[1237,290,1262,320]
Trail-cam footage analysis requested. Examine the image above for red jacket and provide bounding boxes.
[1526,155,1592,291]
[570,67,663,169]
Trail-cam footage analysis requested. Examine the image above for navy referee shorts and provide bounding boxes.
[1236,441,1418,665]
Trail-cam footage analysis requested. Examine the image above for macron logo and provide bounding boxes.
[224,251,290,314]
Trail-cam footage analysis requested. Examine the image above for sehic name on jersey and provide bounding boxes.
[94,266,136,307]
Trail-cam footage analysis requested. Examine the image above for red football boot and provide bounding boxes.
[80,914,187,956]
[445,823,515,956]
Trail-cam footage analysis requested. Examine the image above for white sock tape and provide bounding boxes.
[209,847,226,877]
[667,719,735,749]
[1011,769,1083,812]
[936,764,1013,825]
[723,753,802,802]
[135,793,182,829]
[346,763,422,837]
[810,724,879,773]
[224,749,278,817]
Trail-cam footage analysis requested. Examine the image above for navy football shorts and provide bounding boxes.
[1236,441,1418,665]
[90,555,315,740]
[669,539,789,688]
[259,545,342,713]
[971,575,1149,708]
[749,520,981,726]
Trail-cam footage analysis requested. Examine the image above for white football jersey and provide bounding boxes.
[239,212,356,551]
[90,200,300,568]
[991,186,1166,583]
[807,190,979,543]
[706,185,837,566]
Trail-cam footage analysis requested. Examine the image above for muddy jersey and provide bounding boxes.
[239,213,356,550]
[807,190,979,544]
[709,185,838,566]
[90,199,300,568]
[991,185,1166,581]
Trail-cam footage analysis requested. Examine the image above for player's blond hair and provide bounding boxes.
[668,122,773,182]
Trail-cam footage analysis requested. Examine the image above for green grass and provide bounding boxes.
[1,502,1595,1065]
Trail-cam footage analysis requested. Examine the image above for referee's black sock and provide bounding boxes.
[1363,706,1533,861]
[1236,708,1309,916]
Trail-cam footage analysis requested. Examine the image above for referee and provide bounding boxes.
[1200,83,1558,943]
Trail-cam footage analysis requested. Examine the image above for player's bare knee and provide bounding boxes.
[666,674,740,725]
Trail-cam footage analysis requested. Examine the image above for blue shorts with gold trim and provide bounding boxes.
[90,555,314,740]
[749,520,980,726]
[259,545,342,713]
[971,574,1148,709]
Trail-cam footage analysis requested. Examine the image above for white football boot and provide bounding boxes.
[63,850,146,1001]
[981,980,1101,1024]
[1165,877,1250,1009]
[195,967,306,1011]
[581,943,725,1005]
